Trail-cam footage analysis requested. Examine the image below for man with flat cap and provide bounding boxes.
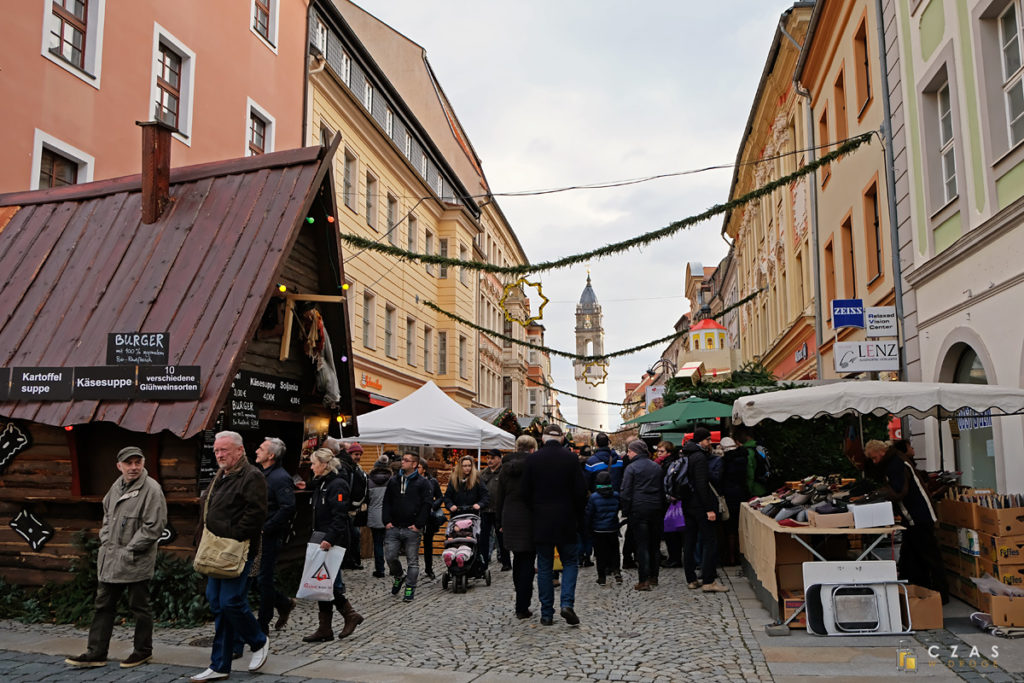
[66,446,167,669]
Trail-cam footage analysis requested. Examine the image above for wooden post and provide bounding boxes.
[136,120,174,224]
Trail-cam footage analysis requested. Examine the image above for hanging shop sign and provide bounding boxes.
[106,332,170,366]
[231,370,301,409]
[794,342,809,363]
[865,307,898,337]
[8,368,73,401]
[228,397,260,431]
[73,366,137,400]
[956,408,993,431]
[136,365,201,400]
[831,299,865,330]
[834,341,900,373]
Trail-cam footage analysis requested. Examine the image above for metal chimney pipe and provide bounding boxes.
[136,120,174,224]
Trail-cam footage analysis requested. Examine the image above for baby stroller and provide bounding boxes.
[440,513,491,593]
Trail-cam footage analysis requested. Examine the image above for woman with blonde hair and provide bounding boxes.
[443,455,490,515]
[301,448,363,642]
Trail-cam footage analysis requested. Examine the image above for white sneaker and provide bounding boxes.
[189,669,229,682]
[248,635,270,672]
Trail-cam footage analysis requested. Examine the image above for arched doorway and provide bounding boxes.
[952,346,996,489]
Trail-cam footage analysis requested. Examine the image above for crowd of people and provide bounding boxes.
[63,424,752,679]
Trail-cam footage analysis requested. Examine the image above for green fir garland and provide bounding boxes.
[533,378,644,407]
[339,132,873,275]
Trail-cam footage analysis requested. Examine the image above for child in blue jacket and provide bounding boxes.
[584,471,622,585]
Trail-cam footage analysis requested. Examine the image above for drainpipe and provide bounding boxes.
[874,0,909,382]
[780,21,825,380]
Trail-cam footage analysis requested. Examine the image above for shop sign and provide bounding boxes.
[833,341,899,373]
[360,373,383,391]
[197,413,225,490]
[865,307,897,337]
[9,367,73,401]
[228,398,260,431]
[73,366,137,400]
[832,299,864,329]
[794,342,809,363]
[231,370,301,408]
[106,332,169,366]
[0,368,8,401]
[956,408,993,431]
[137,365,201,399]
[645,385,664,405]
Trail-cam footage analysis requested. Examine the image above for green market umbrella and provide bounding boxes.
[625,396,733,429]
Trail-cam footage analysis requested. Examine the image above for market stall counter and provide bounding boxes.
[739,502,904,630]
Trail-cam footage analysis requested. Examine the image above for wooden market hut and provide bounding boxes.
[0,125,357,585]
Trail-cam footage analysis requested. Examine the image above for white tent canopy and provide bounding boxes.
[732,381,1024,426]
[354,381,515,449]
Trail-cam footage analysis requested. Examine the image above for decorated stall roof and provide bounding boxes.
[0,143,350,438]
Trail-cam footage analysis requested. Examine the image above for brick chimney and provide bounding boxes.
[136,120,174,224]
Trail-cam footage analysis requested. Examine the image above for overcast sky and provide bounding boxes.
[355,1,794,429]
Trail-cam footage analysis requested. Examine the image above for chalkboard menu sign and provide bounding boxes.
[231,370,301,409]
[107,332,170,366]
[137,366,201,400]
[9,367,73,401]
[0,368,9,401]
[228,397,260,430]
[197,413,225,491]
[73,366,137,400]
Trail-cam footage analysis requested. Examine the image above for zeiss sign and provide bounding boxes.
[832,299,864,329]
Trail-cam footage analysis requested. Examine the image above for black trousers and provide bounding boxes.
[592,533,620,578]
[87,581,153,658]
[257,534,291,632]
[511,550,536,614]
[664,530,683,563]
[683,510,718,585]
[630,513,662,583]
[899,523,949,599]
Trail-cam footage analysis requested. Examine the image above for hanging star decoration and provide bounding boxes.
[582,361,609,387]
[9,509,55,551]
[498,277,548,327]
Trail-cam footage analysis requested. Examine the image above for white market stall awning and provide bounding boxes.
[732,381,1024,426]
[354,381,515,450]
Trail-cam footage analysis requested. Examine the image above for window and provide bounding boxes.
[384,305,396,357]
[439,238,449,278]
[386,193,398,244]
[438,331,447,374]
[834,71,849,143]
[420,153,427,176]
[937,83,957,202]
[853,18,872,113]
[365,172,377,229]
[436,175,443,199]
[404,132,411,158]
[503,318,512,348]
[458,335,467,378]
[459,244,469,285]
[385,108,394,138]
[503,377,512,410]
[319,121,332,147]
[363,81,373,111]
[407,215,417,252]
[840,217,856,297]
[313,17,328,56]
[406,317,416,365]
[246,99,274,156]
[341,51,351,86]
[818,109,831,185]
[361,291,375,348]
[824,239,836,314]
[343,150,356,210]
[1001,4,1024,146]
[795,250,806,308]
[863,181,882,282]
[31,129,94,190]
[150,26,195,142]
[423,327,433,372]
[43,0,105,87]
[425,231,435,275]
[253,0,270,40]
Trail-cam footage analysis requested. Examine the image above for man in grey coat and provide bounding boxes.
[66,446,167,669]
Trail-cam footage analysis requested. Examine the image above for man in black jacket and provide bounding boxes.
[382,452,432,602]
[254,437,296,634]
[620,440,664,591]
[522,424,587,626]
[680,427,729,593]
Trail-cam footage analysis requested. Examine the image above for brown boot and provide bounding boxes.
[302,608,333,642]
[337,598,364,639]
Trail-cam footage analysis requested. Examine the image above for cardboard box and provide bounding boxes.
[775,535,815,565]
[807,509,854,528]
[958,528,981,556]
[976,506,1024,537]
[957,574,980,608]
[980,533,1024,565]
[939,545,960,573]
[849,501,895,528]
[978,557,1024,587]
[937,499,979,529]
[982,594,1024,627]
[960,554,982,578]
[777,563,804,591]
[901,585,944,630]
[935,524,959,550]
[779,588,807,629]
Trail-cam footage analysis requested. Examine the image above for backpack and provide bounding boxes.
[752,445,773,487]
[708,454,724,487]
[664,457,690,500]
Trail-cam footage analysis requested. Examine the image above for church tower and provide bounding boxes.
[573,274,609,434]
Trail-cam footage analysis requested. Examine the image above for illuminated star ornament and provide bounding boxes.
[583,361,608,387]
[498,277,548,327]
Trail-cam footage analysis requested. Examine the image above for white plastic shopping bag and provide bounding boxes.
[296,539,345,601]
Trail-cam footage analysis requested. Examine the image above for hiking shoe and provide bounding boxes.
[649,578,659,587]
[66,652,106,667]
[391,575,405,595]
[120,652,152,668]
[687,581,701,589]
[560,607,580,625]
[702,580,730,593]
[403,585,415,602]
[274,597,296,630]
[596,575,606,585]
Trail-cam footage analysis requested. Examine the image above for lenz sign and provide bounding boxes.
[833,341,899,373]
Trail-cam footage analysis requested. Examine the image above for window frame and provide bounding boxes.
[937,82,958,204]
[363,80,374,111]
[365,171,378,229]
[439,238,448,279]
[407,215,417,252]
[862,178,884,286]
[384,304,397,358]
[250,0,279,53]
[853,17,873,118]
[149,24,196,145]
[385,107,394,138]
[313,17,328,56]
[425,231,435,276]
[343,149,357,212]
[1000,2,1024,146]
[386,193,398,245]
[41,0,106,88]
[405,317,416,366]
[438,330,447,375]
[245,98,275,157]
[361,290,376,349]
[459,243,469,285]
[458,335,467,379]
[423,326,433,373]
[31,129,94,190]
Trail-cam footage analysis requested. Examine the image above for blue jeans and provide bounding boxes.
[536,541,579,619]
[206,557,266,674]
[384,526,421,587]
